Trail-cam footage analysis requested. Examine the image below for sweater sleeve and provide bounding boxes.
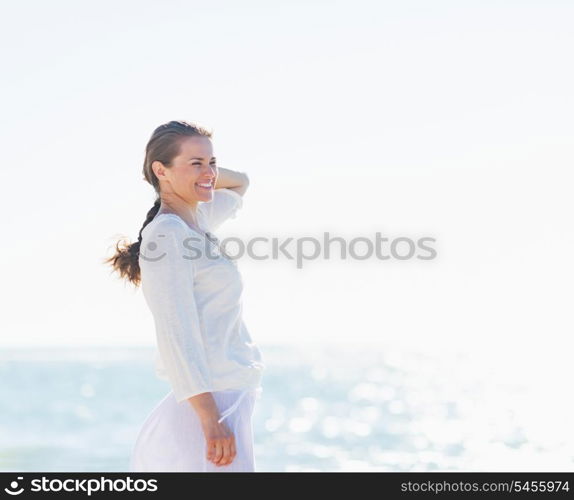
[139,216,213,403]
[198,188,244,231]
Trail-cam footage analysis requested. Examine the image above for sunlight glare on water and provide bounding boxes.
[0,341,572,472]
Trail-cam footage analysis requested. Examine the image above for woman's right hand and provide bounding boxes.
[201,418,237,467]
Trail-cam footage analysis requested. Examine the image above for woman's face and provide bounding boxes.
[157,135,218,203]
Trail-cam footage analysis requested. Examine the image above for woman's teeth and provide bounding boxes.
[197,183,212,188]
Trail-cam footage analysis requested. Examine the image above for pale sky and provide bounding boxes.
[1,0,573,378]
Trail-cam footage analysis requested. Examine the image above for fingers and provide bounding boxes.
[224,435,237,466]
[213,441,224,465]
[207,435,236,467]
[216,435,236,466]
[206,441,218,463]
[213,436,236,467]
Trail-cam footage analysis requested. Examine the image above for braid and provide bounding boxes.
[103,198,161,287]
[135,198,162,255]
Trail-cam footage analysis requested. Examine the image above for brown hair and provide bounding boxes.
[103,120,213,287]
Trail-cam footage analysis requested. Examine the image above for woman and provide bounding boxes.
[105,120,265,472]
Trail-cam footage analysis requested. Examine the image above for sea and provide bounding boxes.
[0,341,572,472]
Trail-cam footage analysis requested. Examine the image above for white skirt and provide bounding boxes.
[129,387,262,472]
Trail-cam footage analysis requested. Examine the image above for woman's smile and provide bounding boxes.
[195,180,214,193]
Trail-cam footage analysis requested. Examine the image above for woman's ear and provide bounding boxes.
[152,160,166,180]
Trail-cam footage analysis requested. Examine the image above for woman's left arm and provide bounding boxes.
[214,167,250,196]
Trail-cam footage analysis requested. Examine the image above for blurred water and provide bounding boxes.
[0,342,572,472]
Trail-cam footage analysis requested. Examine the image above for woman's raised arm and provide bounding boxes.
[214,167,250,196]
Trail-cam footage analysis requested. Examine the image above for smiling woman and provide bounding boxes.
[103,120,264,472]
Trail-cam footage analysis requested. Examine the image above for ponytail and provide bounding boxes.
[104,199,160,287]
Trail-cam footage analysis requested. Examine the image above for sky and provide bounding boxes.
[1,0,573,376]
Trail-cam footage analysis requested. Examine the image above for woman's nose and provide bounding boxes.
[201,164,216,176]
